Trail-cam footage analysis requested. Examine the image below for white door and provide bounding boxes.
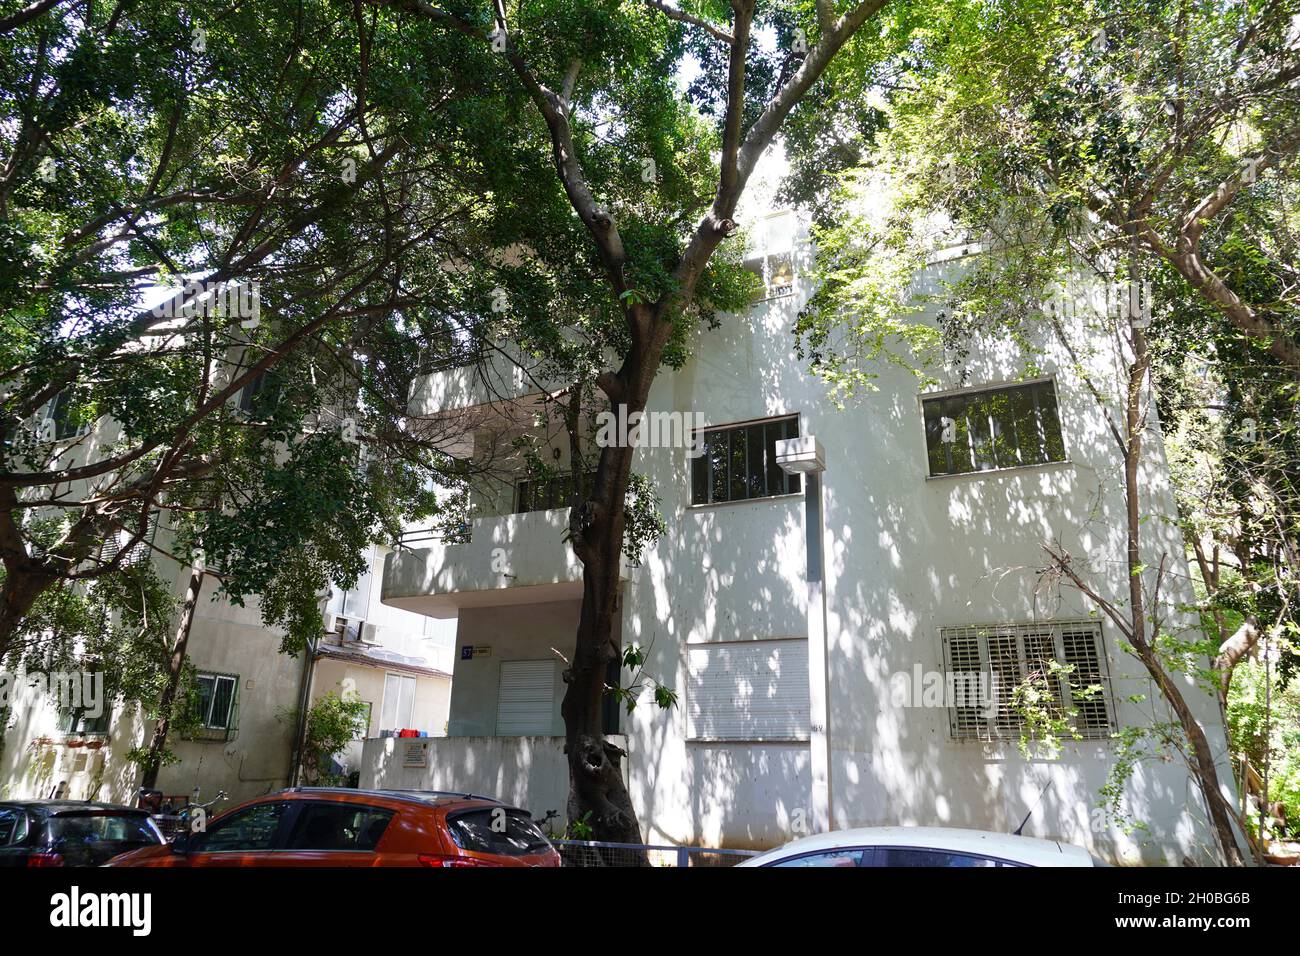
[495,660,556,735]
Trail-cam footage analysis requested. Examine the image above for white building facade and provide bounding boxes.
[373,206,1239,865]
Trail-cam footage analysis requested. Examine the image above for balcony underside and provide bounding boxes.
[383,580,583,619]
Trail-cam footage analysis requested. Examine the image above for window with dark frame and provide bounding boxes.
[690,416,802,506]
[191,672,239,739]
[237,372,281,415]
[47,390,85,440]
[922,380,1066,477]
[61,706,110,736]
[513,471,598,513]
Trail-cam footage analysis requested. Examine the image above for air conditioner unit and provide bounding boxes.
[359,622,380,645]
[322,611,337,635]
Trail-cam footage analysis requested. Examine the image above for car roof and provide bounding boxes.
[276,787,508,809]
[741,826,1093,867]
[0,800,148,815]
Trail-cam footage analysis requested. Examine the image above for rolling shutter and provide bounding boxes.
[495,660,556,735]
[686,639,809,741]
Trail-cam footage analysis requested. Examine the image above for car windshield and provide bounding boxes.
[447,808,552,856]
[46,812,161,847]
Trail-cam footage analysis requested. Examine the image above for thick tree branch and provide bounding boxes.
[0,0,67,35]
[643,0,733,44]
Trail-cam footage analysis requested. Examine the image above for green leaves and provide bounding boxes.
[299,691,372,786]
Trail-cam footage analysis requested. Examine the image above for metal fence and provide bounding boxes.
[553,839,760,868]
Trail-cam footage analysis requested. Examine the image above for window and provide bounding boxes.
[866,848,1004,868]
[191,672,239,740]
[771,849,865,868]
[380,673,416,733]
[237,372,280,415]
[940,621,1113,741]
[922,380,1065,477]
[327,547,375,621]
[690,416,801,505]
[743,211,798,300]
[495,660,556,735]
[0,808,27,845]
[46,812,161,849]
[196,802,288,853]
[60,707,110,736]
[353,701,373,739]
[686,639,809,741]
[514,471,596,513]
[284,803,394,851]
[46,390,85,440]
[446,808,553,857]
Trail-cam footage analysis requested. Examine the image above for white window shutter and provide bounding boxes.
[495,660,556,735]
[686,639,809,741]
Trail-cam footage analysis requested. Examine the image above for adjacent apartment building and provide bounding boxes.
[1,400,453,808]
[369,199,1239,864]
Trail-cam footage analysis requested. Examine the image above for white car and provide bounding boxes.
[737,826,1098,867]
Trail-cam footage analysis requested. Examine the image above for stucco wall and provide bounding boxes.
[447,600,588,737]
[360,734,628,821]
[407,238,1238,863]
[610,255,1233,864]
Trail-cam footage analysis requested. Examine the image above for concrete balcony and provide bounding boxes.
[405,350,573,457]
[382,508,606,619]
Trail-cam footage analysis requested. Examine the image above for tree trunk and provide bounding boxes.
[1123,303,1245,866]
[1138,642,1246,866]
[561,339,661,862]
[0,562,57,662]
[1214,616,1260,708]
[138,565,203,790]
[562,440,646,859]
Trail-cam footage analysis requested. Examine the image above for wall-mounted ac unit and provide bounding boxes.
[322,611,337,635]
[359,622,380,645]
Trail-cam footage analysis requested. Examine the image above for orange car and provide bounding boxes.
[105,788,561,867]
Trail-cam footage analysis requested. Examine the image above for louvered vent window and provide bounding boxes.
[940,621,1113,741]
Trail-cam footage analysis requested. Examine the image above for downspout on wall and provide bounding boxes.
[288,636,319,787]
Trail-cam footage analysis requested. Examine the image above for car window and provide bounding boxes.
[770,848,865,867]
[46,812,161,847]
[0,808,23,845]
[446,808,552,857]
[196,802,288,853]
[868,847,1000,867]
[284,802,394,851]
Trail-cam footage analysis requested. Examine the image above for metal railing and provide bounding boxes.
[552,839,760,868]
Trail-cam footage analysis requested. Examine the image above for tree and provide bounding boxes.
[297,691,371,786]
[371,0,900,847]
[0,0,514,661]
[0,0,539,795]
